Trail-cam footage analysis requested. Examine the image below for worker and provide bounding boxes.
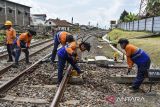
[4,20,16,62]
[51,31,73,62]
[57,36,91,84]
[118,38,151,92]
[13,29,36,67]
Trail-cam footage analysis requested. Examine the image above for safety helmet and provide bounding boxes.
[5,21,12,26]
[118,38,129,44]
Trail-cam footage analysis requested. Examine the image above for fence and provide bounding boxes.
[117,16,160,32]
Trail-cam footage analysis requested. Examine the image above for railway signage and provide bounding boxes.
[110,20,116,24]
[148,69,160,81]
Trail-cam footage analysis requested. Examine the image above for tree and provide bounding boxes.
[124,12,139,22]
[146,0,160,17]
[119,10,129,22]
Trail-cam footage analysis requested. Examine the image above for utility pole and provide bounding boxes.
[96,22,99,28]
[71,17,73,24]
[88,21,90,26]
[139,0,148,17]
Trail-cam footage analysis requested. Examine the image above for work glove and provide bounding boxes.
[72,52,77,57]
[127,68,132,75]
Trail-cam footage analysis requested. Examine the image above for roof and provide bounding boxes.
[32,14,47,17]
[46,19,72,27]
[5,0,31,8]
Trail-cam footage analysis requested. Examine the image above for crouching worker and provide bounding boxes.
[118,38,151,92]
[51,31,73,63]
[57,36,91,84]
[13,29,36,67]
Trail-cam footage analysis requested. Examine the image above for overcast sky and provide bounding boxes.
[9,0,140,28]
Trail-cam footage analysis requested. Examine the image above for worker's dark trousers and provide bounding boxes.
[15,46,29,64]
[51,35,60,62]
[57,55,81,83]
[132,59,151,89]
[7,44,14,61]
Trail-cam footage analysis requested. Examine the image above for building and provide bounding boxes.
[80,25,89,31]
[30,14,47,26]
[45,18,73,31]
[0,0,31,26]
[110,20,117,29]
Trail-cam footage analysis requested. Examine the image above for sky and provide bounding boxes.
[9,0,140,28]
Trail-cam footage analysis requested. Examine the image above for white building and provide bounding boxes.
[30,14,47,26]
[45,18,72,31]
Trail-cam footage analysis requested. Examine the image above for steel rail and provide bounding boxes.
[0,39,53,59]
[0,53,52,93]
[50,65,72,107]
[0,41,53,76]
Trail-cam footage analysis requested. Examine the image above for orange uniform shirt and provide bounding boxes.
[125,44,138,68]
[66,41,77,55]
[59,31,70,45]
[17,33,32,47]
[6,27,16,44]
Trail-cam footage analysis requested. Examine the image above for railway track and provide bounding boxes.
[0,40,53,75]
[0,39,53,59]
[0,31,109,107]
[0,40,54,95]
[0,30,157,107]
[0,49,72,107]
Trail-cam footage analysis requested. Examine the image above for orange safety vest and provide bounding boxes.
[17,33,32,47]
[59,31,70,45]
[125,44,138,68]
[6,27,16,44]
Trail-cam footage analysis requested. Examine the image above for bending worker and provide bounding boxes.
[118,38,151,92]
[4,21,16,62]
[57,36,91,84]
[13,29,36,67]
[51,31,73,62]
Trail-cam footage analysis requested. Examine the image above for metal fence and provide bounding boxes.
[117,16,160,32]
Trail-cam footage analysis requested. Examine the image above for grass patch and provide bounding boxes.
[107,29,152,43]
[0,33,5,42]
[130,37,160,66]
[108,29,160,66]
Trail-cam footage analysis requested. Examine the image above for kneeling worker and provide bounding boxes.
[118,38,151,92]
[57,36,91,84]
[14,29,36,67]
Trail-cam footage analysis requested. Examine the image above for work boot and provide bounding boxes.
[129,88,139,93]
[79,70,84,74]
[129,86,134,90]
[129,86,139,93]
[57,82,60,87]
[12,63,19,68]
[7,59,13,62]
[26,61,32,64]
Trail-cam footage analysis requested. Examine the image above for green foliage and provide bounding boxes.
[146,0,160,17]
[108,29,160,66]
[0,32,5,42]
[119,10,139,22]
[124,12,139,22]
[119,10,129,22]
